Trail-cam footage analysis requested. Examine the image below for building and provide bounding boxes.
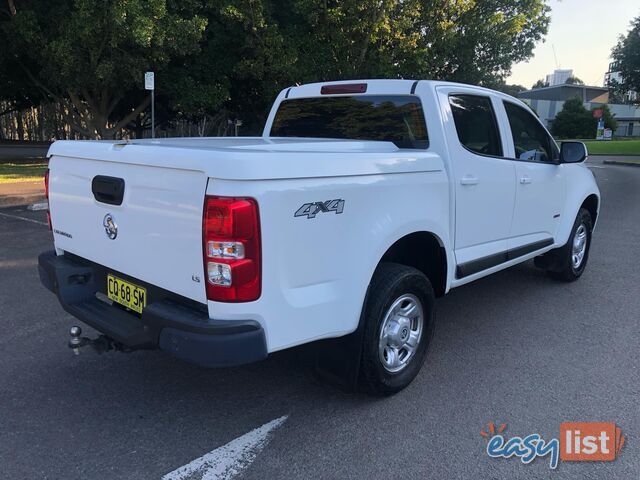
[517,84,609,127]
[517,84,640,137]
[608,104,640,137]
[604,61,638,103]
[545,69,573,86]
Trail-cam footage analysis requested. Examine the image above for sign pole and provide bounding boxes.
[151,89,155,139]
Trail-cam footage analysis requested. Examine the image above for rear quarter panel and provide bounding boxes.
[207,170,451,352]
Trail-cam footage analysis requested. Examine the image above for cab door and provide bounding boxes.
[437,87,516,278]
[499,100,566,251]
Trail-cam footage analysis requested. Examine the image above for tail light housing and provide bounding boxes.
[320,83,367,94]
[203,196,261,302]
[44,168,52,230]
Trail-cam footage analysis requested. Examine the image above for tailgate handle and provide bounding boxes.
[92,176,125,206]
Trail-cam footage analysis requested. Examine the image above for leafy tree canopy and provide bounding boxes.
[565,76,584,85]
[611,14,640,105]
[1,0,207,138]
[532,79,549,89]
[490,81,527,97]
[1,0,552,138]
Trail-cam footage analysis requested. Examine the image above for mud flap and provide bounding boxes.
[314,291,369,393]
[534,244,568,272]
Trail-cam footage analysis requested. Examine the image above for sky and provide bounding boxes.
[507,0,640,89]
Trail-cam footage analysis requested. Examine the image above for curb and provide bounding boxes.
[0,193,46,208]
[603,160,640,168]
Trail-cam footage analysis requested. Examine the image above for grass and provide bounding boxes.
[581,139,640,156]
[0,158,48,184]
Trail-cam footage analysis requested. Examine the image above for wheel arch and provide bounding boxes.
[556,188,600,246]
[375,231,449,297]
[581,193,599,226]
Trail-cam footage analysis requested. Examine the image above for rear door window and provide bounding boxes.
[270,95,428,149]
[503,101,559,162]
[448,94,503,157]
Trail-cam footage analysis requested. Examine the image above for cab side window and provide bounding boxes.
[503,101,559,162]
[449,95,503,157]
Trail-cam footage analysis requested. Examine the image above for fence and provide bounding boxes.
[0,101,240,141]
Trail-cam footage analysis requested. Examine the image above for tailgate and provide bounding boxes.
[48,154,208,303]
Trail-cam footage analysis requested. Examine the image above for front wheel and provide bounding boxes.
[542,208,593,282]
[359,263,435,395]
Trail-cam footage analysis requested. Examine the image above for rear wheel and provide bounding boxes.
[360,263,435,395]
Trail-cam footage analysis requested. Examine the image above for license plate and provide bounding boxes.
[107,274,147,314]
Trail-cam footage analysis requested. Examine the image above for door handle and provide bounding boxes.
[460,175,479,186]
[519,175,532,185]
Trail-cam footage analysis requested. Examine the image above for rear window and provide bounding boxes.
[269,95,428,149]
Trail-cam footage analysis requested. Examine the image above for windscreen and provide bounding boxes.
[270,95,428,149]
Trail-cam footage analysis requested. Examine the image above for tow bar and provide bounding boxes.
[68,326,130,355]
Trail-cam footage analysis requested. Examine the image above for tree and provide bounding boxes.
[565,76,584,85]
[1,0,553,138]
[611,15,640,104]
[416,0,551,85]
[490,81,527,97]
[532,79,549,89]
[0,0,207,138]
[551,97,594,139]
[169,0,553,134]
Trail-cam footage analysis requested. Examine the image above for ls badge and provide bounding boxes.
[295,199,345,219]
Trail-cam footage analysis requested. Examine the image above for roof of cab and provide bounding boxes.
[283,78,518,101]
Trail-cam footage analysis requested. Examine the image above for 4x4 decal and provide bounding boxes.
[295,199,345,219]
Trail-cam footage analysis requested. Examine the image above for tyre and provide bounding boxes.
[359,263,435,396]
[541,208,593,282]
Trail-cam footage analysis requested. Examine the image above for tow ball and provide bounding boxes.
[68,326,129,355]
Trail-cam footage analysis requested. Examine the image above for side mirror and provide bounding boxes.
[560,141,588,164]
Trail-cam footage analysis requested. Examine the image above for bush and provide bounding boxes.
[551,97,594,138]
[551,97,618,139]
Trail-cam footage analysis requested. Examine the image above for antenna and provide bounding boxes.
[552,44,560,69]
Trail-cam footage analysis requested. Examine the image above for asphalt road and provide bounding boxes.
[1,157,638,479]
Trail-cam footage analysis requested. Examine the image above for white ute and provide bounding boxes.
[38,80,600,394]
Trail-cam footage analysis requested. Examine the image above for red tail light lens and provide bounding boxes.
[203,196,261,302]
[44,169,51,230]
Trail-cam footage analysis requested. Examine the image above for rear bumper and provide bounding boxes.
[37,250,267,367]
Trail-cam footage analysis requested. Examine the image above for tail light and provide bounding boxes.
[203,196,261,302]
[320,83,367,94]
[44,168,52,230]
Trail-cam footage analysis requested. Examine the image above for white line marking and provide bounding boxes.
[0,211,48,226]
[162,415,287,480]
[588,165,608,169]
[28,202,48,211]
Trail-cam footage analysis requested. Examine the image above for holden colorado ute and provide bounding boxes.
[38,80,600,395]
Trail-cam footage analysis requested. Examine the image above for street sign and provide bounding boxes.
[145,72,155,91]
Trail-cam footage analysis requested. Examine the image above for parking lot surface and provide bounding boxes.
[0,157,638,479]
